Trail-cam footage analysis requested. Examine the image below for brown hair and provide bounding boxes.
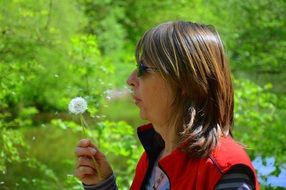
[135,21,234,158]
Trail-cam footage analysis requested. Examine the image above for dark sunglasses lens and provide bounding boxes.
[137,64,145,77]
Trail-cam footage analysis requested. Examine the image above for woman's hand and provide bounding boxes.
[75,139,113,185]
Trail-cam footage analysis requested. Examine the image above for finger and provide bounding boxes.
[75,166,95,180]
[75,140,107,164]
[76,156,96,169]
[76,139,100,152]
[75,147,97,157]
[77,139,92,147]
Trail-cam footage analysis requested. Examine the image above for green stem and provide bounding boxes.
[80,114,87,136]
[80,114,101,179]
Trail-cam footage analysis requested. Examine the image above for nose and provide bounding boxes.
[127,70,138,88]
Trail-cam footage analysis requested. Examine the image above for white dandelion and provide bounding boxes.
[68,97,88,114]
[68,97,89,134]
[68,96,101,178]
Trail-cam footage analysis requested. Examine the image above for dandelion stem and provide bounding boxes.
[91,156,102,179]
[80,114,87,136]
[80,114,102,179]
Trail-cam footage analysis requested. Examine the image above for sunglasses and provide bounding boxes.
[137,62,159,77]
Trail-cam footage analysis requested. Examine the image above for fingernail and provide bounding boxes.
[88,147,97,155]
[84,139,90,145]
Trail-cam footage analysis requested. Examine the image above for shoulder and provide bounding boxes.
[195,136,258,189]
[215,165,255,190]
[209,136,254,173]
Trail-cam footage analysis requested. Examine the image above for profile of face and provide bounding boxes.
[127,21,233,140]
[126,21,234,158]
[127,63,174,125]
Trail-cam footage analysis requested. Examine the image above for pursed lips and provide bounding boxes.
[133,96,141,105]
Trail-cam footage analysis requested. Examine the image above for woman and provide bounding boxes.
[75,21,259,190]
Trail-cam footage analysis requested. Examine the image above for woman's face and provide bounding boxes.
[127,64,174,125]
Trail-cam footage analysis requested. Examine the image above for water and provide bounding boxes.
[253,156,286,188]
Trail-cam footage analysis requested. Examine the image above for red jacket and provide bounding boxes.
[130,124,259,190]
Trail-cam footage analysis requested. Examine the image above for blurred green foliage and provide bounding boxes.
[0,0,285,189]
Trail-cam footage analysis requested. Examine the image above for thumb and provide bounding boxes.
[85,141,106,160]
[86,142,113,179]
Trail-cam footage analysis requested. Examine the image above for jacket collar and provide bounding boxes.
[137,123,164,158]
[137,123,191,185]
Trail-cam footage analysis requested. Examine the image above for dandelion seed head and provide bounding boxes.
[68,97,88,114]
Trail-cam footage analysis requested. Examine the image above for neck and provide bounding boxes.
[153,121,177,158]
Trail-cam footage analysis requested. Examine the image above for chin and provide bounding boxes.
[139,110,148,120]
[139,113,147,120]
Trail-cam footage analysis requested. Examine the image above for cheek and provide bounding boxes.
[146,84,173,109]
[160,82,175,106]
[159,90,174,110]
[139,83,158,107]
[140,86,156,105]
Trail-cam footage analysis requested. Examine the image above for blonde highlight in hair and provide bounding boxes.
[136,21,234,158]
